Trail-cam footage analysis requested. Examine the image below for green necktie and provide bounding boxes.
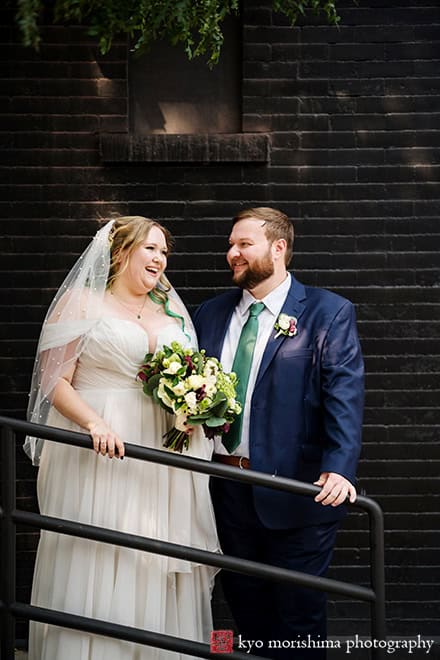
[223,302,265,453]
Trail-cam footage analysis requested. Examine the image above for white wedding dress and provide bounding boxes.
[29,317,220,660]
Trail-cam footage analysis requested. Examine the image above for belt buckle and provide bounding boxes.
[238,456,246,469]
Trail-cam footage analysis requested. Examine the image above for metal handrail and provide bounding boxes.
[0,415,386,659]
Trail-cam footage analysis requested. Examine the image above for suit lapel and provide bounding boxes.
[254,276,307,388]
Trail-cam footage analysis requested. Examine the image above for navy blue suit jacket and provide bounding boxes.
[193,275,364,529]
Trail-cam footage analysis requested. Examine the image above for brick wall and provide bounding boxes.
[1,0,440,643]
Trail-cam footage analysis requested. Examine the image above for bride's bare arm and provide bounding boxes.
[51,363,125,459]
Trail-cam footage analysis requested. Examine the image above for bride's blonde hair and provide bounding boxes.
[106,215,174,304]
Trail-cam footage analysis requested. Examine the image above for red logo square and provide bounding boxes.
[210,629,234,653]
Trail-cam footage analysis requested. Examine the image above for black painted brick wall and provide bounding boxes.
[1,0,440,643]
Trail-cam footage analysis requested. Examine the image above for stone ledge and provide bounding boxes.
[100,133,270,163]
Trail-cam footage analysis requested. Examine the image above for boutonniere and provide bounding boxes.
[274,313,298,339]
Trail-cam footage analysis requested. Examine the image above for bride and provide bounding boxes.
[25,216,219,660]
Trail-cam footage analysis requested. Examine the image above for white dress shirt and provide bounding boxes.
[215,273,292,457]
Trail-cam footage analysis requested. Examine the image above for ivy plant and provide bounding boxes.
[15,0,342,65]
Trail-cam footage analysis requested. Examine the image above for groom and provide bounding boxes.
[193,207,364,659]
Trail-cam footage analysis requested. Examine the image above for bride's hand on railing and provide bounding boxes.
[87,419,125,459]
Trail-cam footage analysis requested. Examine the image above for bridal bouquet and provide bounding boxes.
[137,341,242,452]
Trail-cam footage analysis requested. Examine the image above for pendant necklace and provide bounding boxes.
[110,290,149,319]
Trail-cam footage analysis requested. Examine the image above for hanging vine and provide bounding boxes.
[15,0,342,65]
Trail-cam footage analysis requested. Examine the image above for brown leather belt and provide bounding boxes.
[213,454,250,469]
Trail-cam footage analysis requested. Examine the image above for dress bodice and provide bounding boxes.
[72,317,192,390]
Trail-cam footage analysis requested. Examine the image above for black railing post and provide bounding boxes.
[368,499,387,660]
[0,425,17,660]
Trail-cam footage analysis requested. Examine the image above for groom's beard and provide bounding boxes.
[231,250,274,290]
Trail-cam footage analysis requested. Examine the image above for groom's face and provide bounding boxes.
[227,218,274,290]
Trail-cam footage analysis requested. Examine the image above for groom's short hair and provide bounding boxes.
[232,206,294,266]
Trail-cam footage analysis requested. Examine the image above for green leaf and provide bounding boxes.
[211,391,227,406]
[187,412,212,422]
[208,392,229,417]
[164,384,177,400]
[205,416,226,428]
[144,373,161,395]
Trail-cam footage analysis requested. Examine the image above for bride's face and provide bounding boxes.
[118,226,169,293]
